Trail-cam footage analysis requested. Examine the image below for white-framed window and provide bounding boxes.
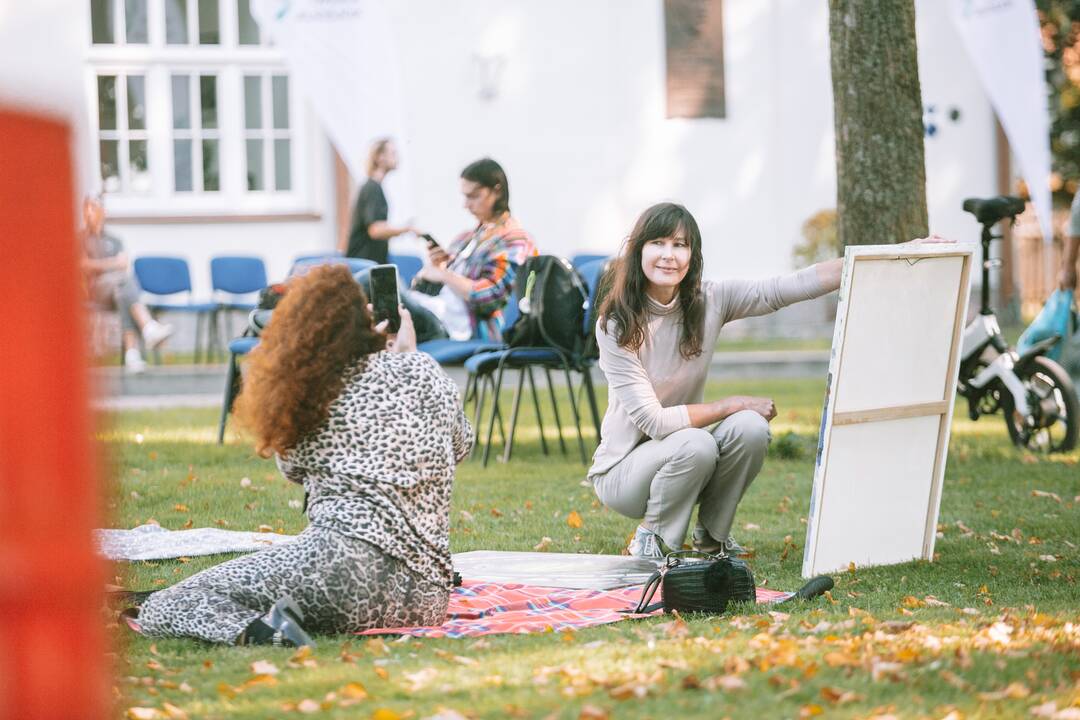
[170,71,220,191]
[164,0,220,46]
[242,72,292,192]
[97,72,152,193]
[86,0,312,217]
[92,0,150,45]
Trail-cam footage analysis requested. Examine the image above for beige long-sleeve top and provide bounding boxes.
[588,268,828,479]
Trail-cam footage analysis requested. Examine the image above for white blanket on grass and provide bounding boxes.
[96,523,297,561]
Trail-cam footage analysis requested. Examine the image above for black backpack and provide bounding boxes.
[504,255,589,356]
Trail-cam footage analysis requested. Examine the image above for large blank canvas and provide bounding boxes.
[802,245,973,577]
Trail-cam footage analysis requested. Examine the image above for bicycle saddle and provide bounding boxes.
[961,195,1025,226]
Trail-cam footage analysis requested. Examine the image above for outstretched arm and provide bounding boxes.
[810,234,953,294]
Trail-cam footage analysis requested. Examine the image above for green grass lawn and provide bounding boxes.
[106,378,1080,720]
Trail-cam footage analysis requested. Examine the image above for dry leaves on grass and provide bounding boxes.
[976,681,1030,701]
[533,536,553,551]
[567,511,583,528]
[249,660,279,676]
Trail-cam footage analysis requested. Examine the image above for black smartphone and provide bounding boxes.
[422,233,441,252]
[368,264,401,334]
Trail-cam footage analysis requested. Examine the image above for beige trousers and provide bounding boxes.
[592,410,771,550]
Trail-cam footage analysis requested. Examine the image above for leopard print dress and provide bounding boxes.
[136,350,473,643]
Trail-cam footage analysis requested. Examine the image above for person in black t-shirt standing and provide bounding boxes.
[343,138,418,262]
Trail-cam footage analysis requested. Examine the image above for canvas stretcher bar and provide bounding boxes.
[801,244,974,578]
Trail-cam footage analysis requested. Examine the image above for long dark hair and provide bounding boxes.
[598,202,706,359]
[461,157,510,215]
[234,265,386,457]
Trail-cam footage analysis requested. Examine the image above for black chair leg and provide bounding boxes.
[544,367,567,454]
[194,313,204,365]
[560,359,588,464]
[217,352,240,444]
[483,364,508,467]
[471,372,487,459]
[526,366,549,456]
[501,366,527,463]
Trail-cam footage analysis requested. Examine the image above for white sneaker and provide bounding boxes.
[692,523,748,556]
[141,320,174,350]
[124,348,148,375]
[627,525,669,559]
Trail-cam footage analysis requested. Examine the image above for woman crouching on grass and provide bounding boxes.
[132,264,474,646]
[590,202,947,560]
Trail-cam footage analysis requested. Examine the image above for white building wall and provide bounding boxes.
[69,0,999,333]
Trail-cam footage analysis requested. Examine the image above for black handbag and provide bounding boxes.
[632,550,756,615]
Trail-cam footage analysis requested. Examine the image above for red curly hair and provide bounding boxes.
[234,264,386,457]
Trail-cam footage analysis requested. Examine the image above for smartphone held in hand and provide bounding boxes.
[369,264,401,334]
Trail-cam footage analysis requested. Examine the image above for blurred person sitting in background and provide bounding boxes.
[129,265,473,645]
[80,195,172,373]
[407,157,537,342]
[343,138,419,263]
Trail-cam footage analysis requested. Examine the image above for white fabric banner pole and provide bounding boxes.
[251,0,413,222]
[948,0,1052,245]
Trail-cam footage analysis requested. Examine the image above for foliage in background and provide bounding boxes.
[1040,0,1080,203]
[792,209,839,268]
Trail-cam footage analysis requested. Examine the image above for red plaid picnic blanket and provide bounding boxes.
[359,580,795,638]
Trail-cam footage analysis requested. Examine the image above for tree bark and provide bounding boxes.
[830,0,928,246]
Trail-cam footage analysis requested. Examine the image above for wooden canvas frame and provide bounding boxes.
[801,244,974,577]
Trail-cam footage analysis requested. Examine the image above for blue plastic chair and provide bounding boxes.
[571,253,608,271]
[388,253,423,287]
[211,256,267,345]
[133,256,219,363]
[288,256,375,277]
[211,256,267,309]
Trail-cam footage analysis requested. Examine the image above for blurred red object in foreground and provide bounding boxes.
[0,109,108,719]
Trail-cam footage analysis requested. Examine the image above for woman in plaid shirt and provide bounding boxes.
[413,158,537,341]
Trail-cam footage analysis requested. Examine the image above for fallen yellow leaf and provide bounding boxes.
[567,511,583,528]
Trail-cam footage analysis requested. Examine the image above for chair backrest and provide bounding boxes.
[388,253,423,287]
[210,256,267,295]
[571,253,608,271]
[293,251,343,264]
[133,256,193,296]
[288,256,376,278]
[577,257,613,336]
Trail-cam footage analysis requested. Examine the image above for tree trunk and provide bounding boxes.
[830,0,928,246]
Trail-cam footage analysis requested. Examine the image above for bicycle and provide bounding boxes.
[956,195,1078,453]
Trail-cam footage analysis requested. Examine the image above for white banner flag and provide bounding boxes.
[948,0,1052,243]
[251,0,412,216]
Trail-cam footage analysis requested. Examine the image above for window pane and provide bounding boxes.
[126,76,146,130]
[198,0,220,44]
[100,139,120,191]
[129,139,150,192]
[171,75,191,129]
[91,0,115,44]
[246,139,264,191]
[274,139,291,191]
[202,139,220,191]
[243,75,262,129]
[165,0,188,43]
[174,139,193,191]
[200,75,218,129]
[271,75,289,129]
[237,0,260,44]
[124,0,148,43]
[97,76,117,131]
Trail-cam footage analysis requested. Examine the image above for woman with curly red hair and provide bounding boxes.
[133,265,474,646]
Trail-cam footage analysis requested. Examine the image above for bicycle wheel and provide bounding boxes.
[1001,356,1079,453]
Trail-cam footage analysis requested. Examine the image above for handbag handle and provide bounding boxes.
[630,569,664,614]
[662,549,727,567]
